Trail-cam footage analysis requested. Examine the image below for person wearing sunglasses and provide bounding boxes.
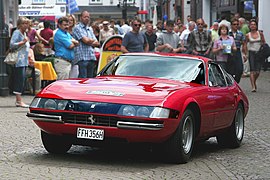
[228,18,247,83]
[188,18,212,57]
[121,19,149,53]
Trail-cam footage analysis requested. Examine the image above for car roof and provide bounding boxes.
[121,52,211,63]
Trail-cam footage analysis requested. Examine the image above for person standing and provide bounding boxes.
[121,20,132,34]
[212,24,237,71]
[219,15,231,30]
[67,14,76,36]
[211,22,219,42]
[155,20,184,53]
[189,18,212,57]
[145,24,157,52]
[99,20,115,45]
[39,21,54,56]
[67,14,79,78]
[27,20,38,48]
[54,16,79,80]
[9,17,30,107]
[239,17,250,77]
[180,21,196,53]
[228,18,246,83]
[73,11,100,78]
[244,19,266,92]
[121,19,149,53]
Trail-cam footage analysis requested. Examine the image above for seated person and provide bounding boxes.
[33,42,55,68]
[25,48,41,94]
[33,43,47,61]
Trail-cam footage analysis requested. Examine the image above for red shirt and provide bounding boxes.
[40,28,53,48]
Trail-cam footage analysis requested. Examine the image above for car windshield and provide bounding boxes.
[101,55,204,82]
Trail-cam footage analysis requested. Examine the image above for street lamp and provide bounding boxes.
[118,0,128,20]
[0,0,9,96]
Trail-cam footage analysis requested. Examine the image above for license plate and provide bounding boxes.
[77,128,104,140]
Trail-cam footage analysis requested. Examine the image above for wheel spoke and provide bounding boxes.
[182,116,193,154]
[235,109,244,140]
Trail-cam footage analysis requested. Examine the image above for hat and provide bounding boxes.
[103,21,109,25]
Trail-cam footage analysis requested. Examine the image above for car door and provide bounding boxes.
[208,63,236,129]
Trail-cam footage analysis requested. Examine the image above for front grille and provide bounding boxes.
[30,110,164,128]
[63,114,118,127]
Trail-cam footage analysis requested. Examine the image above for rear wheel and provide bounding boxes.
[217,104,244,148]
[41,131,72,154]
[164,109,195,164]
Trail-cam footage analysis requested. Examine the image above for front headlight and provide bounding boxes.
[44,99,57,109]
[30,98,68,110]
[118,105,173,119]
[122,105,136,116]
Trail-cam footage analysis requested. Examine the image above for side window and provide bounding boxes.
[224,71,234,86]
[209,64,227,87]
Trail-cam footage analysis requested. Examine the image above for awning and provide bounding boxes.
[77,6,139,19]
[137,10,148,14]
[40,16,55,21]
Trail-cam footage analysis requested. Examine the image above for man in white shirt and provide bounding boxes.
[180,21,195,53]
[121,20,132,34]
[219,15,231,30]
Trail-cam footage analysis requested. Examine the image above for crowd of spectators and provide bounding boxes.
[6,11,267,107]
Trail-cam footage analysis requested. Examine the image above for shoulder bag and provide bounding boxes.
[4,46,24,65]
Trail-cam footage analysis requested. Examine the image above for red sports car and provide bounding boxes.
[27,53,249,163]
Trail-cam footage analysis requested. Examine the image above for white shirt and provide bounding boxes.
[219,20,231,30]
[121,24,132,34]
[180,29,191,46]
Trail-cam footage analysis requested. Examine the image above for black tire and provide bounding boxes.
[164,109,195,164]
[41,131,72,154]
[217,104,245,148]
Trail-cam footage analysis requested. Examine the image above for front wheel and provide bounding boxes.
[41,131,72,154]
[217,104,245,148]
[164,109,195,164]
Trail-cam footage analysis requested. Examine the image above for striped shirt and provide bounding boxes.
[229,30,245,49]
[73,22,97,62]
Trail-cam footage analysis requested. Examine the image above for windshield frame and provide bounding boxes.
[98,54,205,83]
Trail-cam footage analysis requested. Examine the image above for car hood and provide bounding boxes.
[38,76,197,106]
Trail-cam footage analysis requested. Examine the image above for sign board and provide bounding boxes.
[18,5,66,16]
[97,35,123,72]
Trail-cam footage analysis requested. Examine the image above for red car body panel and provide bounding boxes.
[28,53,249,144]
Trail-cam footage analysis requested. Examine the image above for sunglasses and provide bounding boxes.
[197,23,204,26]
[133,24,141,27]
[233,23,239,25]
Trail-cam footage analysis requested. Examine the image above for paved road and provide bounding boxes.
[0,71,270,179]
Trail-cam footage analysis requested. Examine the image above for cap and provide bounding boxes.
[103,21,109,25]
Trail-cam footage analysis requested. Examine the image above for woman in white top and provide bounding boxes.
[245,19,265,92]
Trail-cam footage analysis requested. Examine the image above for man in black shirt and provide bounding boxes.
[145,24,157,52]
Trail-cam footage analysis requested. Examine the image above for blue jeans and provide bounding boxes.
[13,66,26,94]
[77,60,97,78]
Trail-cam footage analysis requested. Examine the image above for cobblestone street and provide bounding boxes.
[0,71,270,179]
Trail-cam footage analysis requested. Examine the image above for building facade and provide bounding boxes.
[18,0,140,20]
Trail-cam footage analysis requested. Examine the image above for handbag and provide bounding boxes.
[256,43,270,62]
[4,46,24,65]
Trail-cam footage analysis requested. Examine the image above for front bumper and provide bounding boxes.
[27,112,164,131]
[27,111,179,143]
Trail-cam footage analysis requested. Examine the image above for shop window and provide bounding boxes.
[56,0,66,4]
[220,0,229,6]
[33,0,45,4]
[90,0,103,4]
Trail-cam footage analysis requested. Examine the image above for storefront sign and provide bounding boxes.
[97,35,123,72]
[18,5,66,16]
